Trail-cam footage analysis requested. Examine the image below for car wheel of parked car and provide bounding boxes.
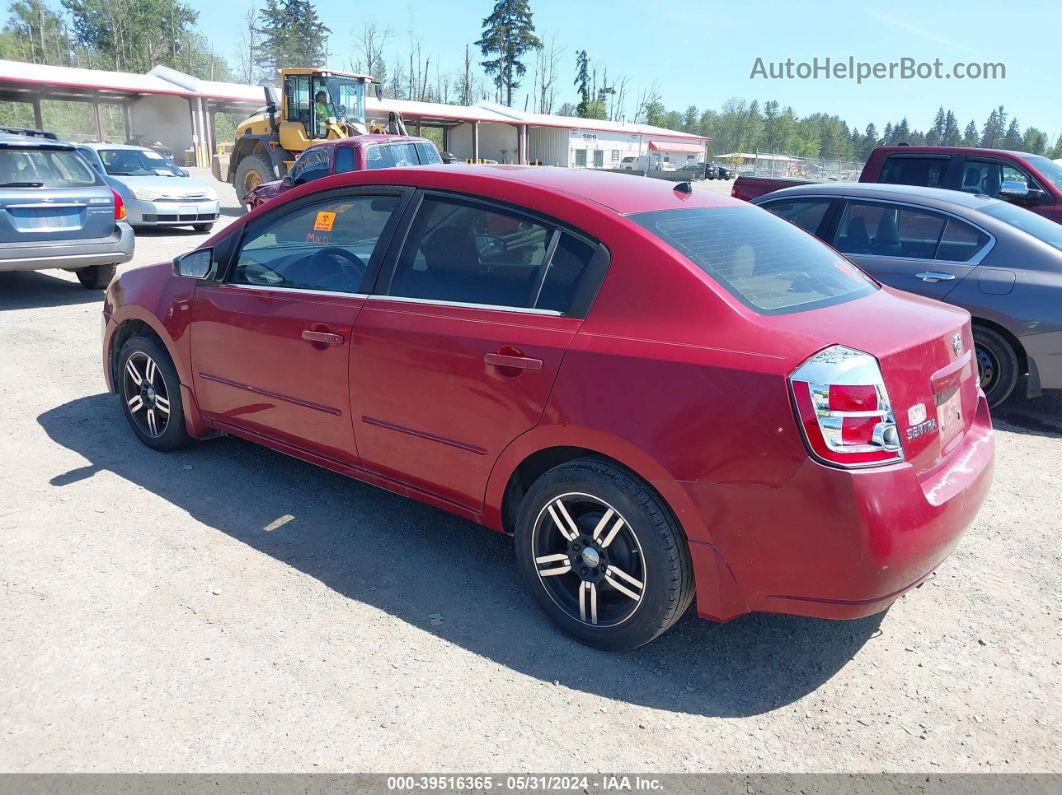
[235,155,274,211]
[972,326,1019,408]
[76,264,116,290]
[515,458,695,650]
[194,223,215,233]
[118,336,192,452]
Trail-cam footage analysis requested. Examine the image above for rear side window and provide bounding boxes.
[762,198,833,236]
[879,156,948,188]
[630,206,876,314]
[936,218,991,262]
[387,196,598,313]
[0,147,98,188]
[415,142,442,165]
[333,147,355,174]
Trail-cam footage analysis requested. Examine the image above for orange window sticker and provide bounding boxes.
[314,211,337,231]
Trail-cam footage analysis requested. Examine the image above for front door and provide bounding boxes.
[832,199,989,301]
[191,189,406,463]
[350,192,603,509]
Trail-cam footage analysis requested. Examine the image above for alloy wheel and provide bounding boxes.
[122,351,171,438]
[531,493,646,627]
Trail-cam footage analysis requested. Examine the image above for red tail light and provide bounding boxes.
[789,345,903,468]
[111,189,126,221]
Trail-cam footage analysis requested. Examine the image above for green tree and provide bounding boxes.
[1002,118,1022,150]
[1047,134,1062,159]
[573,49,590,117]
[2,0,72,65]
[926,106,946,146]
[942,111,961,146]
[681,104,698,133]
[254,0,329,78]
[62,0,200,73]
[980,106,1006,148]
[1022,128,1048,154]
[476,0,541,107]
[962,120,979,146]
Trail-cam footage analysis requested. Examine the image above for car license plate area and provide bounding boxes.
[936,388,963,445]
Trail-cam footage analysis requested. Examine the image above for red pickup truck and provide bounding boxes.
[733,146,1062,224]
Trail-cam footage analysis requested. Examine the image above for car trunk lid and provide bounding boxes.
[773,286,980,478]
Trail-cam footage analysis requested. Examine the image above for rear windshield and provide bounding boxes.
[980,201,1062,252]
[0,147,98,188]
[630,206,877,314]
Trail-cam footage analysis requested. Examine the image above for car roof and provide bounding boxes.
[754,181,1004,210]
[0,132,74,150]
[308,134,434,151]
[78,142,149,151]
[393,165,742,214]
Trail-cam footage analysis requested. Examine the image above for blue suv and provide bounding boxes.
[0,128,133,288]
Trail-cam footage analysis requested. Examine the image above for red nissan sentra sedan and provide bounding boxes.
[102,165,994,650]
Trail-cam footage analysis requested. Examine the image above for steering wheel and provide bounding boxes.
[304,246,368,292]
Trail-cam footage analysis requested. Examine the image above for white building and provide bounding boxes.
[0,59,708,169]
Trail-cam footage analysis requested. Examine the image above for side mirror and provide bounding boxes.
[173,248,214,279]
[1000,183,1046,205]
[374,82,383,101]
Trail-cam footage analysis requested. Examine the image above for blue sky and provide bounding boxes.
[190,0,1061,138]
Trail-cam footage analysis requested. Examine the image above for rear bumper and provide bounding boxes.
[127,198,219,227]
[681,392,994,621]
[1022,330,1062,392]
[0,223,134,272]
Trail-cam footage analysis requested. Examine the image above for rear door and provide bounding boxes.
[832,199,990,300]
[350,191,606,510]
[0,144,114,243]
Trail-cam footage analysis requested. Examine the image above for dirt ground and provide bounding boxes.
[0,172,1059,773]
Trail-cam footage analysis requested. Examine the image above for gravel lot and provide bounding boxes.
[0,172,1059,773]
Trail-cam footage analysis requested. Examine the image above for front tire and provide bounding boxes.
[973,326,1019,408]
[117,335,192,451]
[194,223,215,233]
[515,458,695,650]
[76,263,116,289]
[234,155,274,212]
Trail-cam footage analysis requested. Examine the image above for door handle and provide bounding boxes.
[484,352,543,372]
[302,329,344,345]
[916,271,957,283]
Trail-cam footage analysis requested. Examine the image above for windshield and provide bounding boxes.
[314,76,366,122]
[631,206,877,314]
[99,148,184,177]
[980,201,1062,252]
[0,147,98,188]
[1025,155,1062,192]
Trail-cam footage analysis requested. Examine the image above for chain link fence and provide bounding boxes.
[737,150,865,181]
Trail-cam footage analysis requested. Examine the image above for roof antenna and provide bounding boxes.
[673,181,693,195]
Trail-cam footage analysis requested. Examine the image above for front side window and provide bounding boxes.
[387,196,595,312]
[285,74,312,131]
[880,156,948,188]
[0,147,98,187]
[630,206,876,314]
[1024,155,1062,192]
[762,198,833,236]
[835,201,946,259]
[962,159,1039,199]
[231,194,400,293]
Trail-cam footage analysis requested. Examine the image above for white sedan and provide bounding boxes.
[76,143,219,232]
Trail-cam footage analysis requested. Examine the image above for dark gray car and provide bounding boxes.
[753,182,1062,407]
[0,129,134,288]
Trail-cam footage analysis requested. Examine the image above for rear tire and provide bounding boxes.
[117,335,192,451]
[973,325,1019,408]
[514,458,695,650]
[234,155,274,212]
[76,263,116,289]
